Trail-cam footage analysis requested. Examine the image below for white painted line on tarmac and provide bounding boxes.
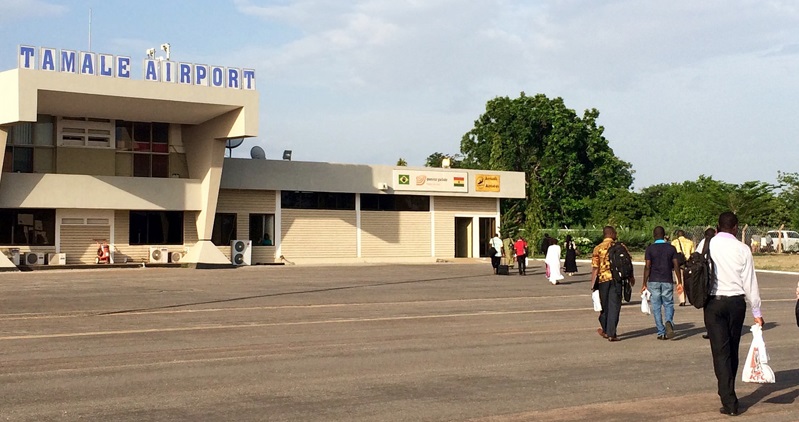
[0,295,591,320]
[0,307,595,341]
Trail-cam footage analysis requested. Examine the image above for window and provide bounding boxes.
[0,209,55,246]
[115,121,170,177]
[3,116,55,173]
[211,213,237,246]
[57,117,114,148]
[281,192,355,210]
[361,194,430,211]
[249,214,275,246]
[129,211,183,245]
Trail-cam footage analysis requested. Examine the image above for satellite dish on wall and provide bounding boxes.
[225,138,244,157]
[250,146,266,160]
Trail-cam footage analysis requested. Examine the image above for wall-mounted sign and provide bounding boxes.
[475,174,500,192]
[393,170,468,193]
[17,45,255,90]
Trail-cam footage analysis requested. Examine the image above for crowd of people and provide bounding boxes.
[488,211,778,417]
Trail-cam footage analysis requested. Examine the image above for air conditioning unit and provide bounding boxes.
[231,239,252,266]
[47,253,66,266]
[8,249,20,266]
[169,251,184,263]
[24,252,46,265]
[149,247,169,264]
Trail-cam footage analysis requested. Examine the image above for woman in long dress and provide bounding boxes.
[564,235,578,276]
[545,237,564,284]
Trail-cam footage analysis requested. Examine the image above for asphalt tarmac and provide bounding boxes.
[1,262,797,421]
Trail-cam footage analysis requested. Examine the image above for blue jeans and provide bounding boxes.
[648,282,674,336]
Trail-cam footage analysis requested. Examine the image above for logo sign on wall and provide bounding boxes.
[393,170,468,193]
[475,174,501,192]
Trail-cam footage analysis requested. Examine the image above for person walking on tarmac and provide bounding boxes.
[514,236,528,275]
[591,226,634,342]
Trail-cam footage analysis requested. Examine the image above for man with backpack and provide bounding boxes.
[641,226,683,340]
[590,226,635,342]
[704,212,764,416]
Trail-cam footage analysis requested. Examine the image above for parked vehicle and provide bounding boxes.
[766,230,799,253]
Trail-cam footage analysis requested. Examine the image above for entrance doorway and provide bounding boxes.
[478,217,496,257]
[454,217,472,258]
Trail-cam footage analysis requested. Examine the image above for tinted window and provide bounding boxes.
[361,194,430,211]
[0,209,56,246]
[281,192,355,210]
[129,211,183,245]
[211,213,237,246]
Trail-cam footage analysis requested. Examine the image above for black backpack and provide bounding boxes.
[684,238,714,309]
[608,242,634,282]
[674,239,687,267]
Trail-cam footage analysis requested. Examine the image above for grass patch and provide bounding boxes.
[628,252,799,273]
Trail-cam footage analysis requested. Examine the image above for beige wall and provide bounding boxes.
[0,172,204,210]
[281,209,357,260]
[222,159,527,199]
[434,196,498,258]
[0,68,258,127]
[57,148,116,176]
[215,189,277,264]
[361,211,431,257]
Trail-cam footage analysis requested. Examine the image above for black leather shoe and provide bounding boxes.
[719,407,738,416]
[702,334,710,339]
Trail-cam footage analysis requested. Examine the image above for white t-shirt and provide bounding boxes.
[490,237,503,257]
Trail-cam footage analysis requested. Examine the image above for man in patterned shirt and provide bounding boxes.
[591,226,635,342]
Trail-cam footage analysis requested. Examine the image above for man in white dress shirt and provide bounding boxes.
[704,212,764,416]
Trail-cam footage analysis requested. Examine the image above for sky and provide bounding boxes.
[1,0,798,190]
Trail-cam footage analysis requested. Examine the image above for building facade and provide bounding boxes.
[0,47,524,269]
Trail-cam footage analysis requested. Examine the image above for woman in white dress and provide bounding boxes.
[545,237,564,284]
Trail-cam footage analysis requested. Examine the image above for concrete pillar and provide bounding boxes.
[180,109,246,267]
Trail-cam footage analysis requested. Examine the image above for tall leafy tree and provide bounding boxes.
[460,93,633,235]
[424,152,462,168]
[778,171,799,228]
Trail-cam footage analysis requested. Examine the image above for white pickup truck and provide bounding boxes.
[765,230,799,252]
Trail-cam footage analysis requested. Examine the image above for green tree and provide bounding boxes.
[778,171,799,228]
[460,93,633,235]
[396,158,407,166]
[424,152,462,168]
[588,188,653,229]
[641,176,787,227]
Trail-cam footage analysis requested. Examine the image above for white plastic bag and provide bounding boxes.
[592,290,602,312]
[641,290,651,315]
[742,324,775,383]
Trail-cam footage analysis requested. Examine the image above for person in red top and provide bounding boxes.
[514,236,528,275]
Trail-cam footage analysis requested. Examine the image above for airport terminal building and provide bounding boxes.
[0,45,525,269]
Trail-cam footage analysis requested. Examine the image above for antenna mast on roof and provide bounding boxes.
[88,8,93,52]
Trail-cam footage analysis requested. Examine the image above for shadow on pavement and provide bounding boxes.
[621,323,696,340]
[97,273,487,316]
[740,368,799,410]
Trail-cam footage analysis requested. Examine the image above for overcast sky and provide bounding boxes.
[2,0,797,189]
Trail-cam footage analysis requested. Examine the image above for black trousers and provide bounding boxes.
[517,254,526,274]
[597,279,622,338]
[704,295,746,411]
[491,255,501,273]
